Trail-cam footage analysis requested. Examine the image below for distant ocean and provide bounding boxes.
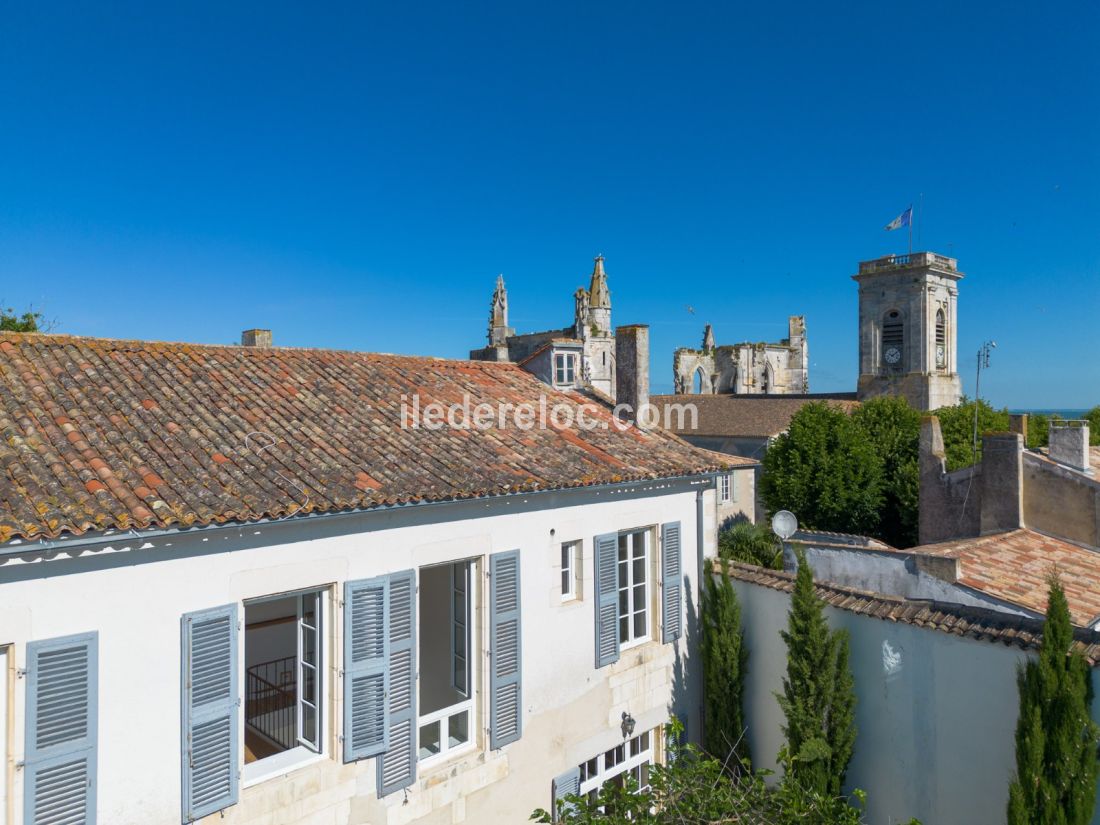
[1010,409,1090,419]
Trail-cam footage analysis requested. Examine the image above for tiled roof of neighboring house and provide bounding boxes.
[908,529,1100,627]
[722,560,1100,665]
[0,333,744,543]
[651,393,860,438]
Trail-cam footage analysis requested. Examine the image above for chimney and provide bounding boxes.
[1049,420,1092,474]
[979,431,1024,534]
[615,324,651,428]
[1008,414,1028,443]
[241,329,273,348]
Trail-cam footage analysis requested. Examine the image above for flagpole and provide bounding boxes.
[918,192,923,249]
[908,205,913,255]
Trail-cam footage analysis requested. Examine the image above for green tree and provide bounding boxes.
[761,403,884,536]
[701,567,749,768]
[532,720,902,825]
[1007,577,1099,825]
[0,305,43,332]
[777,549,856,798]
[718,519,782,569]
[933,398,1010,470]
[852,396,921,547]
[1085,406,1100,446]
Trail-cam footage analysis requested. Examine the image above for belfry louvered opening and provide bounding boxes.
[418,560,477,762]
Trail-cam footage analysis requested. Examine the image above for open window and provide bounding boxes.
[418,561,476,762]
[243,589,326,780]
[617,529,651,649]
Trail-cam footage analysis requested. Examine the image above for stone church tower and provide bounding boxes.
[469,255,616,398]
[854,251,962,411]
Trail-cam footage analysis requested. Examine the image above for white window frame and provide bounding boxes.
[450,562,469,695]
[561,540,581,602]
[555,353,576,385]
[418,698,475,764]
[578,727,658,801]
[419,559,477,766]
[0,645,7,825]
[242,588,329,787]
[617,528,652,650]
[718,473,732,503]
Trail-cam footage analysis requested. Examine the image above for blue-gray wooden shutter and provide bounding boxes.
[551,766,581,822]
[593,532,620,668]
[344,577,389,762]
[377,570,417,796]
[181,605,239,823]
[661,521,683,643]
[24,632,97,825]
[489,550,522,749]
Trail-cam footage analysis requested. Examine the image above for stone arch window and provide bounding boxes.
[761,363,773,394]
[935,309,946,368]
[693,367,706,394]
[882,310,904,368]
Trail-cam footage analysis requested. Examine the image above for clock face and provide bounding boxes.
[936,344,946,367]
[884,346,902,365]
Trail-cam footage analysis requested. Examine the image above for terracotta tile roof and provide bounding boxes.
[651,394,860,438]
[0,333,738,543]
[722,560,1100,666]
[908,529,1100,627]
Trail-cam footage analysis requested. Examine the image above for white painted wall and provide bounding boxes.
[0,478,708,825]
[732,576,1100,825]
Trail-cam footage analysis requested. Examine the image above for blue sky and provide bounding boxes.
[1,2,1097,407]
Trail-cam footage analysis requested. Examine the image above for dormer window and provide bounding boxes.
[555,353,576,385]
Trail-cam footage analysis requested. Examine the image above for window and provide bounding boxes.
[577,728,658,804]
[617,529,651,647]
[555,353,576,385]
[718,473,732,503]
[561,540,580,601]
[243,589,326,779]
[419,560,475,762]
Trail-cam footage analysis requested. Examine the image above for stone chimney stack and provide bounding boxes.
[615,324,650,428]
[1009,414,1028,443]
[979,432,1024,535]
[241,329,273,348]
[1049,420,1092,474]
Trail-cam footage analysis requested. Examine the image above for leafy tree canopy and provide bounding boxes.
[0,305,43,332]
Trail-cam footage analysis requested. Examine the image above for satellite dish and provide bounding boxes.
[771,510,798,541]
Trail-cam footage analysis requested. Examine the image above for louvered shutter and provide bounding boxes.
[661,521,683,643]
[551,766,581,822]
[181,605,239,823]
[593,532,620,668]
[489,550,522,749]
[343,577,389,761]
[377,570,417,796]
[24,632,97,825]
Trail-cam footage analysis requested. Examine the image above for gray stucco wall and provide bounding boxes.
[732,576,1100,825]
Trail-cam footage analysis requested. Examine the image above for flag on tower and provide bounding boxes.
[884,206,913,231]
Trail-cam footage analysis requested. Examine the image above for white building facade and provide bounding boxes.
[0,332,731,825]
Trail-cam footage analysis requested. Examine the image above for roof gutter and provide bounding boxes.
[1,471,719,559]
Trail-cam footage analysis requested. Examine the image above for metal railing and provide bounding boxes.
[246,656,296,751]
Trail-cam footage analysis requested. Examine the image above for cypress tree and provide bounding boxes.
[777,548,857,797]
[1007,576,1099,825]
[701,565,749,769]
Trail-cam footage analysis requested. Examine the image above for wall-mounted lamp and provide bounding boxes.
[621,711,636,739]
